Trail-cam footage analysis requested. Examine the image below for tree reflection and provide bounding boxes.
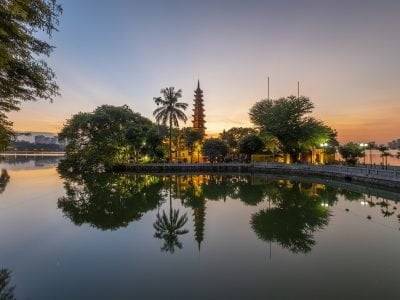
[251,182,330,254]
[153,178,188,253]
[58,168,165,230]
[0,169,10,194]
[0,269,15,300]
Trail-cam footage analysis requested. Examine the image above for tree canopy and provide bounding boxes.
[202,138,228,163]
[181,127,203,162]
[239,133,265,161]
[59,105,163,172]
[219,127,257,154]
[339,142,364,165]
[249,96,337,162]
[0,0,62,147]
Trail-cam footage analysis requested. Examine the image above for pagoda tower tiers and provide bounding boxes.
[192,80,206,135]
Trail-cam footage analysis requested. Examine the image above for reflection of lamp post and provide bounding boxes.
[359,143,368,165]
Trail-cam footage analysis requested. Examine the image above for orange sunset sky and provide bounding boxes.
[9,0,400,144]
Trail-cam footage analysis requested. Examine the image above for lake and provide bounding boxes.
[0,157,400,299]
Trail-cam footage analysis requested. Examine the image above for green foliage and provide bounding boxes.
[0,268,15,300]
[57,170,165,230]
[249,96,337,162]
[153,87,188,162]
[251,182,330,254]
[0,114,13,151]
[0,0,62,148]
[239,133,265,160]
[339,142,364,165]
[59,105,162,172]
[202,138,228,163]
[181,127,203,162]
[219,127,257,154]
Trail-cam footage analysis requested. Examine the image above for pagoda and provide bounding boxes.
[192,80,206,135]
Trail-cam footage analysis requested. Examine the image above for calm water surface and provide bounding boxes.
[1,157,400,300]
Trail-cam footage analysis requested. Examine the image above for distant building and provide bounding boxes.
[388,139,400,149]
[35,135,59,145]
[15,132,35,143]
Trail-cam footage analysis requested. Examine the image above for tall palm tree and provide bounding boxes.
[153,87,188,162]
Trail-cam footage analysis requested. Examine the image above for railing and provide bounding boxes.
[253,163,400,182]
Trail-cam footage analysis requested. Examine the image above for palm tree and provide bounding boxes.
[153,87,188,162]
[378,145,390,168]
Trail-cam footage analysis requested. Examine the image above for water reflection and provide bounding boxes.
[153,179,189,253]
[0,170,10,194]
[251,182,331,254]
[0,269,15,300]
[57,170,165,230]
[0,155,62,170]
[57,169,400,254]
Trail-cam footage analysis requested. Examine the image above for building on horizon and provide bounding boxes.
[388,139,400,150]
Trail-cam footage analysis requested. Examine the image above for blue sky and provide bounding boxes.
[10,0,400,142]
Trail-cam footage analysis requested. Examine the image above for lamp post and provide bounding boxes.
[320,143,328,164]
[359,143,368,165]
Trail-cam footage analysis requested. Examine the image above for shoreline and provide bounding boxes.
[113,163,400,189]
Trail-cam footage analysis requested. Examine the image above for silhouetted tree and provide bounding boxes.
[0,0,62,149]
[202,138,228,163]
[239,134,265,162]
[0,269,15,300]
[153,87,188,162]
[249,96,337,162]
[339,142,364,165]
[220,127,257,156]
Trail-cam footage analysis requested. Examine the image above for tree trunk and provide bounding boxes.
[290,151,298,164]
[169,119,172,163]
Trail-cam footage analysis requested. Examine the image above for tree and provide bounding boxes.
[0,0,62,148]
[181,127,204,163]
[202,138,228,163]
[378,145,391,168]
[238,134,264,162]
[153,87,188,162]
[219,127,257,155]
[366,142,376,165]
[59,105,157,172]
[339,142,364,165]
[0,269,15,300]
[249,96,337,162]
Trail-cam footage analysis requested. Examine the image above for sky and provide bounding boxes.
[9,0,400,143]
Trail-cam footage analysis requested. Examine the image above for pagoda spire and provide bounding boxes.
[192,80,206,135]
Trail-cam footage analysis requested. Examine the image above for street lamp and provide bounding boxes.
[320,143,328,164]
[359,143,368,165]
